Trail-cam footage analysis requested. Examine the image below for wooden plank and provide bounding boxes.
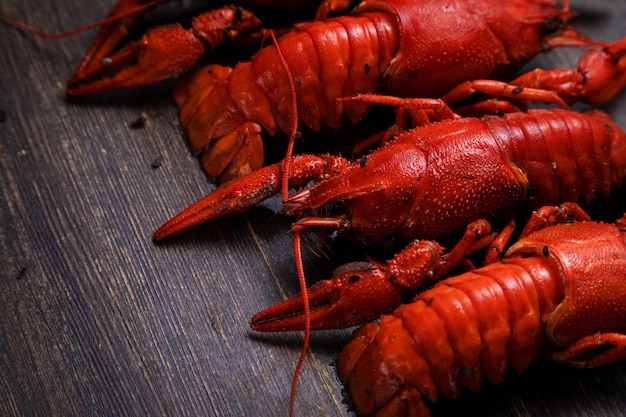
[0,1,625,417]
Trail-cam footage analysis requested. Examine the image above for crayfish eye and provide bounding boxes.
[348,274,361,283]
[544,16,561,31]
[332,262,373,278]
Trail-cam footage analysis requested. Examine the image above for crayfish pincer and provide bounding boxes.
[338,204,626,417]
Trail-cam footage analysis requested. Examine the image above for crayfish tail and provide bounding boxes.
[338,318,436,417]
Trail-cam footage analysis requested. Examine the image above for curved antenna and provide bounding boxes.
[0,1,160,39]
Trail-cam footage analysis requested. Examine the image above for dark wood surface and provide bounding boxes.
[1,1,626,416]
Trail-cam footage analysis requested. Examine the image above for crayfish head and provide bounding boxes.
[285,142,428,244]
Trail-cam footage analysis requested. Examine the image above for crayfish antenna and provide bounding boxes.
[0,1,160,40]
[289,233,310,417]
[269,35,311,416]
[267,29,300,202]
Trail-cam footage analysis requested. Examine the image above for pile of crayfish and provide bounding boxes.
[152,102,626,417]
[4,0,626,416]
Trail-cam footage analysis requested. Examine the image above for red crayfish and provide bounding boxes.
[51,0,626,183]
[338,203,626,417]
[154,106,626,332]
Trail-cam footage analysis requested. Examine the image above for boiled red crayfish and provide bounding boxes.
[154,106,626,331]
[59,0,626,183]
[338,203,626,417]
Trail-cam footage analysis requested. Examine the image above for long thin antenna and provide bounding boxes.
[268,29,308,417]
[268,30,299,202]
[0,1,160,39]
[289,233,310,417]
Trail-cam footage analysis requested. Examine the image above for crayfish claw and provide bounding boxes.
[250,261,405,331]
[153,161,284,240]
[154,154,348,239]
[67,24,206,95]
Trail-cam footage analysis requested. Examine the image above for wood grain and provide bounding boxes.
[1,1,625,417]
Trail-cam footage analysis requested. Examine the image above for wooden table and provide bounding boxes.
[1,1,625,416]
